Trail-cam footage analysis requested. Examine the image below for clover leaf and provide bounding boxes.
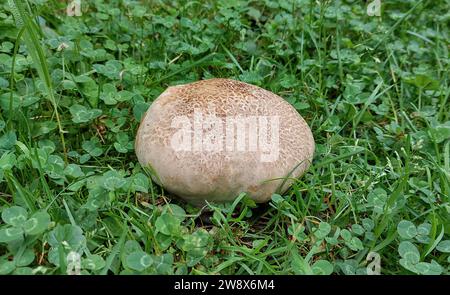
[23,211,51,235]
[101,170,127,191]
[399,241,420,264]
[0,206,50,243]
[131,173,149,193]
[155,213,180,236]
[312,260,334,275]
[64,163,85,179]
[47,224,86,267]
[0,227,24,243]
[113,132,133,153]
[2,206,28,226]
[0,152,16,180]
[152,253,173,274]
[126,251,153,272]
[81,255,106,271]
[93,60,122,80]
[70,104,102,123]
[82,138,103,157]
[436,240,450,253]
[397,220,418,239]
[314,222,331,240]
[180,229,211,267]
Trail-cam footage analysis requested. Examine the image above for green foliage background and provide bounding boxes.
[0,0,449,274]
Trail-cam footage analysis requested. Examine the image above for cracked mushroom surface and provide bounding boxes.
[135,78,315,205]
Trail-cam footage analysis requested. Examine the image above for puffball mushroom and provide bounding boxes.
[135,78,315,205]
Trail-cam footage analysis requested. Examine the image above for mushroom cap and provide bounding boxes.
[135,78,315,205]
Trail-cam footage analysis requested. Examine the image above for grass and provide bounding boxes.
[0,0,449,275]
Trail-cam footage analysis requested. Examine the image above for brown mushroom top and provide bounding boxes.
[135,78,315,205]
